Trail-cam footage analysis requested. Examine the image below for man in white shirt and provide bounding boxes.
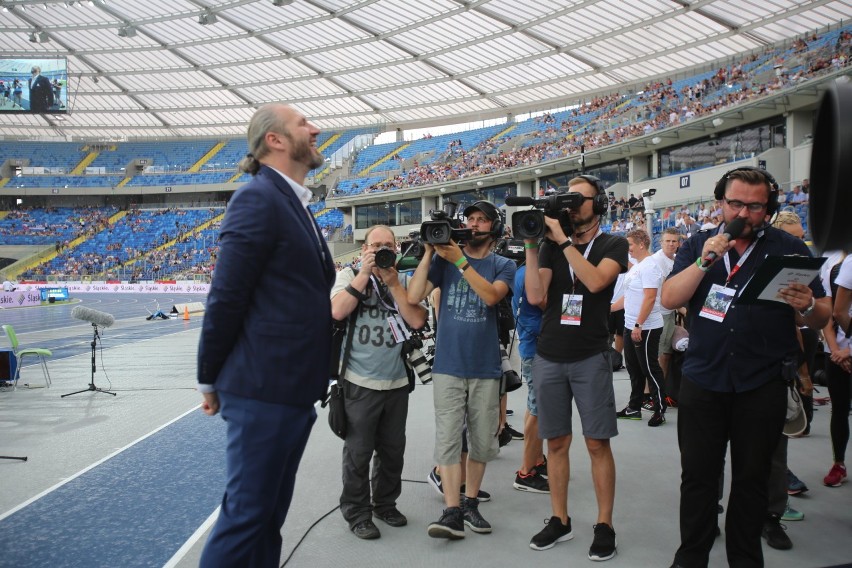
[652,228,680,380]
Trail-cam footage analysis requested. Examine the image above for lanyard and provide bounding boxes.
[370,274,398,313]
[569,228,603,290]
[722,236,759,285]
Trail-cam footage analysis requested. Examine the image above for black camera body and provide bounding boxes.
[374,246,397,269]
[420,209,473,245]
[511,192,581,239]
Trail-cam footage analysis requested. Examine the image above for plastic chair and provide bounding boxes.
[2,324,52,388]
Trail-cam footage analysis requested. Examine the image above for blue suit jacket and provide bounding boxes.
[197,166,335,407]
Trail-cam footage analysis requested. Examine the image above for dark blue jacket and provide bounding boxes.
[197,166,335,407]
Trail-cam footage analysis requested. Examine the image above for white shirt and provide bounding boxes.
[651,250,675,315]
[823,253,852,351]
[623,256,664,329]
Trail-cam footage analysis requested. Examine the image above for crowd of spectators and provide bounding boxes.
[343,26,850,196]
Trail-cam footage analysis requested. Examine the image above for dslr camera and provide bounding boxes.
[420,201,474,245]
[374,246,398,269]
[511,190,580,239]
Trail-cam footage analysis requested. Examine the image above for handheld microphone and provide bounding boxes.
[71,306,116,328]
[505,196,537,206]
[701,217,746,269]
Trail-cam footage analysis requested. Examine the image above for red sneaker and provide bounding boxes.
[823,464,848,487]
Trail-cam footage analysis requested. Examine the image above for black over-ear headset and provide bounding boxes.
[465,200,504,238]
[713,166,780,215]
[575,174,610,216]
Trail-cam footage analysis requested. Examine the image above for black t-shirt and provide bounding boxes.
[536,232,629,362]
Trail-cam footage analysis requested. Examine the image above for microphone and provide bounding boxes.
[505,196,536,206]
[701,217,747,269]
[71,306,115,328]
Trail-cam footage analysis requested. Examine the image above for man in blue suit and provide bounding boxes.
[197,103,335,567]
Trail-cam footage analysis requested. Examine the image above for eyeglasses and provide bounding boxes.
[724,198,767,213]
[368,242,396,249]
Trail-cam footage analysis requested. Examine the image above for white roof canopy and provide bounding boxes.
[0,0,849,140]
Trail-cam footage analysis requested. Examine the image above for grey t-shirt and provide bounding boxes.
[331,267,409,390]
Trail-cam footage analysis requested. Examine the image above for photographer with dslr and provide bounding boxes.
[331,225,427,540]
[408,200,516,540]
[522,176,628,560]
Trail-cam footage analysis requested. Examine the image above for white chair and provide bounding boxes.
[2,324,52,388]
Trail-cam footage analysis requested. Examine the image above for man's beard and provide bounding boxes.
[289,135,324,170]
[467,234,492,248]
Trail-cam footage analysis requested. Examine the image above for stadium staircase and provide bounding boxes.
[491,124,516,140]
[357,142,410,176]
[121,212,226,271]
[0,211,8,220]
[116,177,132,188]
[188,141,227,173]
[0,179,9,188]
[70,148,100,175]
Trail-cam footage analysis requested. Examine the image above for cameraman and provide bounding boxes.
[408,200,516,540]
[523,177,628,560]
[331,225,427,540]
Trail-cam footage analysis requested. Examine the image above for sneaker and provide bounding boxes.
[498,427,512,447]
[505,423,525,440]
[762,514,792,550]
[535,456,548,479]
[787,469,809,495]
[616,406,641,420]
[823,463,848,487]
[374,507,407,527]
[427,467,443,496]
[427,507,465,539]
[506,409,514,416]
[461,496,492,534]
[530,516,573,550]
[459,484,491,502]
[781,503,804,522]
[351,519,381,540]
[641,395,655,412]
[589,523,617,561]
[514,469,550,493]
[665,396,678,408]
[648,412,666,427]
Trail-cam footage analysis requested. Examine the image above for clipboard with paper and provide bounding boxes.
[737,255,826,304]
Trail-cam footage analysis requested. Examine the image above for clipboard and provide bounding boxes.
[737,255,826,304]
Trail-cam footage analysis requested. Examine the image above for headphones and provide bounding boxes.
[713,166,780,215]
[575,174,610,216]
[465,200,504,238]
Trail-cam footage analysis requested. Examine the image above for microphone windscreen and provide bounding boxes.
[725,217,747,239]
[72,305,115,328]
[505,196,536,206]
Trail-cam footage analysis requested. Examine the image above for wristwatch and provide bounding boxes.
[798,297,815,317]
[634,322,643,329]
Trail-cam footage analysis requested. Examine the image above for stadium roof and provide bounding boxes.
[0,0,849,140]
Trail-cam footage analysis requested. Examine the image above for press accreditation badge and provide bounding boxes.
[560,294,583,325]
[699,283,736,322]
[387,314,410,344]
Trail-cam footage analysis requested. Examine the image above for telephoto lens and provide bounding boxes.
[500,347,522,392]
[374,246,397,269]
[407,347,432,384]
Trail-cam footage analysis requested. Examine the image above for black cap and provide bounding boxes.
[462,200,499,221]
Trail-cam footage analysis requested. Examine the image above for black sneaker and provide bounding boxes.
[427,467,443,496]
[616,406,641,420]
[505,423,525,440]
[427,507,465,540]
[461,496,492,534]
[374,507,407,527]
[514,469,550,494]
[498,427,512,447]
[460,484,491,502]
[762,514,792,550]
[530,516,573,550]
[535,456,548,479]
[641,395,655,412]
[589,523,617,561]
[351,519,381,540]
[648,413,666,427]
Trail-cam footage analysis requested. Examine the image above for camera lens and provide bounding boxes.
[427,225,450,244]
[374,247,396,269]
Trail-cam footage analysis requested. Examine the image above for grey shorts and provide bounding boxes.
[533,352,618,440]
[432,373,501,465]
[659,312,676,355]
[522,356,537,416]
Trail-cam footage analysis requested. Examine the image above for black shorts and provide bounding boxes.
[608,308,624,335]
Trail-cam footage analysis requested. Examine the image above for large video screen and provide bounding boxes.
[0,58,68,114]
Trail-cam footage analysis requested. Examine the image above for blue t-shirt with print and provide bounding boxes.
[428,253,516,378]
[512,265,543,360]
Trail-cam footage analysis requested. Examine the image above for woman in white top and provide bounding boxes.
[612,229,667,426]
[822,252,851,488]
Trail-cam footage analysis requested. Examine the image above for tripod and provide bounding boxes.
[61,323,116,398]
